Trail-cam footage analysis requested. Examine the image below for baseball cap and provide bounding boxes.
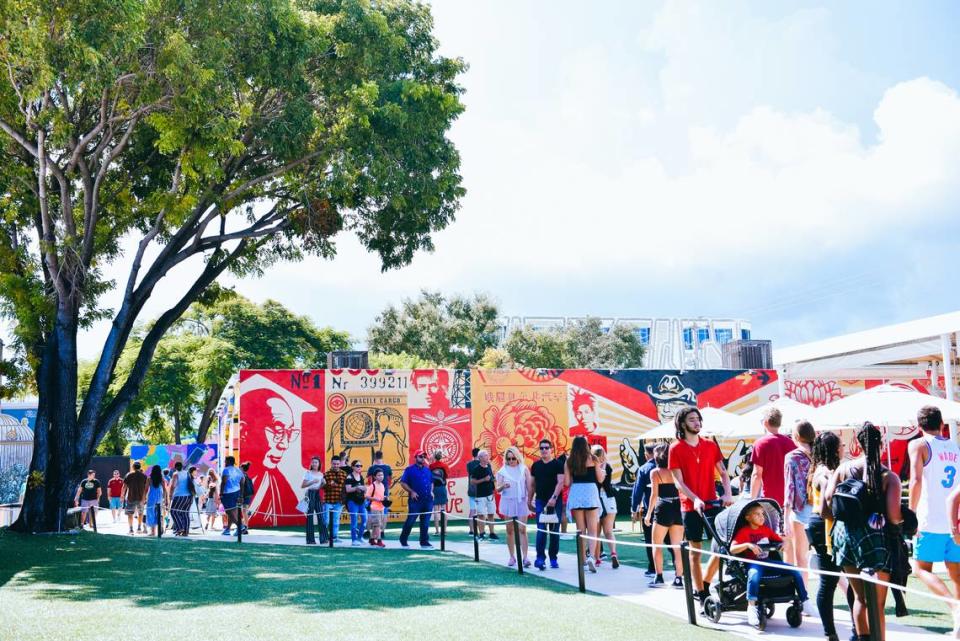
[413,449,425,457]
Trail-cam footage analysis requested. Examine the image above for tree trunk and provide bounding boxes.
[195,383,222,445]
[173,401,181,444]
[12,312,87,533]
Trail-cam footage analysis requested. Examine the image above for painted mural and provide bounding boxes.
[0,404,37,505]
[130,444,219,476]
[219,368,937,527]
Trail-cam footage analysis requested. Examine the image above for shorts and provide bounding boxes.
[831,520,891,573]
[433,486,448,507]
[109,497,122,510]
[567,482,601,510]
[368,510,386,530]
[124,500,145,515]
[221,491,240,510]
[80,499,99,509]
[653,499,682,527]
[498,496,529,519]
[682,505,722,542]
[470,495,496,514]
[790,503,814,526]
[599,489,617,516]
[915,531,960,564]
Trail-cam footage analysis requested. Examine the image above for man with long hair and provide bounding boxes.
[668,406,733,604]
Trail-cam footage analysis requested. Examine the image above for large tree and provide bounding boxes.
[367,290,500,368]
[0,0,465,532]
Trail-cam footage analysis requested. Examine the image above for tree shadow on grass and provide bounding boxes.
[0,528,567,614]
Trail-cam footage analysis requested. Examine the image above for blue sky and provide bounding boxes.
[57,1,960,359]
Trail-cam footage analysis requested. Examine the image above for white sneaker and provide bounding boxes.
[747,606,760,627]
[585,555,597,573]
[351,540,362,546]
[802,601,816,617]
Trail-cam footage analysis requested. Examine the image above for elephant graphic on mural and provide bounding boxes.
[327,407,408,466]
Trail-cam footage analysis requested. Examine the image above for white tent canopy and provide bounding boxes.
[816,383,960,428]
[639,407,744,441]
[724,397,819,439]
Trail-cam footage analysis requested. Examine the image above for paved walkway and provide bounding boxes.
[91,510,945,641]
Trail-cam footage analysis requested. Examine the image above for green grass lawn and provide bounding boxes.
[0,527,728,641]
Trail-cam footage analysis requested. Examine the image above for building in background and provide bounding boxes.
[499,316,754,369]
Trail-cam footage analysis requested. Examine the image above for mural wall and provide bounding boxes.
[130,444,219,476]
[0,403,37,505]
[219,368,934,527]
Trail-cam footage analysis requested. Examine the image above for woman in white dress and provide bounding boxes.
[496,446,531,568]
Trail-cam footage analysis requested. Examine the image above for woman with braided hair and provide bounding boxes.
[824,422,903,641]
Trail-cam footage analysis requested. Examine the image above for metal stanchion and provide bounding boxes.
[90,506,97,533]
[680,542,697,625]
[440,512,446,551]
[863,571,883,641]
[512,517,523,575]
[328,511,335,548]
[156,503,162,539]
[575,532,586,593]
[472,516,480,562]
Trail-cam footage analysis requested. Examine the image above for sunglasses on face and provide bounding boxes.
[353,464,362,468]
[505,456,517,461]
[539,446,551,450]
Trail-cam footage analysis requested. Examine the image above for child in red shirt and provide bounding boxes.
[731,504,808,627]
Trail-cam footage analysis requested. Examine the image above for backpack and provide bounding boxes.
[831,471,884,525]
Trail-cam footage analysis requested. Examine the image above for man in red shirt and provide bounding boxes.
[669,406,733,603]
[749,407,796,560]
[107,470,124,523]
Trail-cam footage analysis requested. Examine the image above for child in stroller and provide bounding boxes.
[701,498,808,631]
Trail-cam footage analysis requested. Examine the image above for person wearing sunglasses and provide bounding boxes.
[399,449,435,548]
[497,446,531,567]
[345,460,369,546]
[528,439,564,570]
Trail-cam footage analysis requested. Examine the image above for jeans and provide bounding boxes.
[400,499,432,546]
[746,559,808,602]
[322,502,343,540]
[305,491,326,543]
[349,503,368,542]
[534,498,562,561]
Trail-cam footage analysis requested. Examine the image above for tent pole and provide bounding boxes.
[942,334,957,442]
[777,366,787,399]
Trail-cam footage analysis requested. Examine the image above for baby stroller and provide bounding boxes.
[700,498,803,631]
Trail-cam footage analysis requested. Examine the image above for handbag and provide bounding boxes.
[538,507,559,524]
[295,498,310,514]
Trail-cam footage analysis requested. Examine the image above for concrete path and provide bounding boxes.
[90,510,946,641]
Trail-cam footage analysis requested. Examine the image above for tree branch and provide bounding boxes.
[221,149,325,202]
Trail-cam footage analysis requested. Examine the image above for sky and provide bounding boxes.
[13,0,960,361]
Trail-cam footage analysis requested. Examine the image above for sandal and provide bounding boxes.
[507,557,516,567]
[523,558,532,568]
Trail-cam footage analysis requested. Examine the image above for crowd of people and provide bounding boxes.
[626,404,959,641]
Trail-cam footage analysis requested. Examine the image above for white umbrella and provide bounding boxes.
[816,383,960,428]
[638,407,745,440]
[724,397,819,439]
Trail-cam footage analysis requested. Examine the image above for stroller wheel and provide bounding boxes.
[786,604,802,628]
[703,596,722,623]
[763,602,775,619]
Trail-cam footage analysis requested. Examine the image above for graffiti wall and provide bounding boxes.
[130,444,219,476]
[0,403,37,505]
[220,368,935,527]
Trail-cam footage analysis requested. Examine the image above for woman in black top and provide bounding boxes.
[592,445,619,568]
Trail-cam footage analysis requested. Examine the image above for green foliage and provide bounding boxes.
[368,351,438,369]
[140,408,173,445]
[504,318,645,369]
[367,291,500,368]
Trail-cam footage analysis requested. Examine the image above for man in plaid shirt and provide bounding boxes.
[322,456,348,543]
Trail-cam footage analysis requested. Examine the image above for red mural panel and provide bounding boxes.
[238,370,325,526]
[409,408,472,477]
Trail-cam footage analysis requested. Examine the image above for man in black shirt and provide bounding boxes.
[469,449,497,540]
[465,447,480,537]
[74,470,102,529]
[527,439,565,569]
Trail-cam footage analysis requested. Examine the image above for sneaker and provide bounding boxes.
[420,543,434,549]
[644,569,657,577]
[696,589,710,603]
[523,558,531,568]
[399,541,409,548]
[611,554,620,569]
[488,533,499,540]
[376,540,385,548]
[595,557,602,567]
[306,541,317,545]
[802,600,816,617]
[477,533,486,542]
[585,555,597,573]
[600,552,608,560]
[507,557,517,567]
[672,576,684,589]
[221,528,232,536]
[549,559,560,569]
[534,559,546,571]
[351,540,362,546]
[648,574,665,588]
[128,528,134,535]
[747,606,760,627]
